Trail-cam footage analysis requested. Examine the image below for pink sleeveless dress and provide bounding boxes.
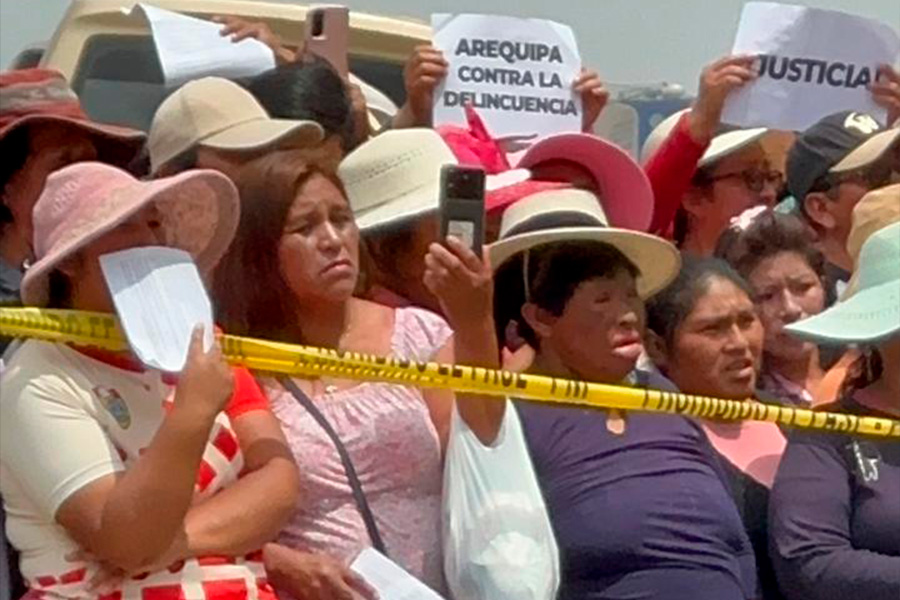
[264,307,452,595]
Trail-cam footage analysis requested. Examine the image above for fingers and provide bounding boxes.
[709,54,757,71]
[412,46,448,66]
[876,64,900,85]
[187,324,206,357]
[444,235,485,273]
[871,65,900,116]
[230,24,266,43]
[573,69,602,89]
[213,15,269,43]
[711,64,757,84]
[343,570,379,600]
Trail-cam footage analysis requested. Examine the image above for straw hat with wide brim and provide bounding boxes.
[21,162,240,307]
[787,221,900,345]
[640,109,768,170]
[339,128,458,232]
[515,133,655,233]
[489,189,681,298]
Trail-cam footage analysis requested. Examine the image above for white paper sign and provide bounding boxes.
[131,4,277,87]
[350,548,445,600]
[100,247,214,373]
[723,2,900,131]
[432,13,582,140]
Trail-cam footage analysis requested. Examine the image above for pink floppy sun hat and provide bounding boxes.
[515,133,655,232]
[21,162,240,306]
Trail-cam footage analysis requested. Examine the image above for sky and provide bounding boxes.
[1,0,898,90]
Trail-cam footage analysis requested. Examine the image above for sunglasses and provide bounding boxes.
[706,168,784,194]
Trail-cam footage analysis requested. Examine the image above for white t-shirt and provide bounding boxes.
[0,340,268,600]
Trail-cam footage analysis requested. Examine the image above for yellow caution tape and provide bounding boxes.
[2,307,898,438]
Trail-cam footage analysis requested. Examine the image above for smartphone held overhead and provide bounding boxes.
[304,4,350,78]
[440,165,486,256]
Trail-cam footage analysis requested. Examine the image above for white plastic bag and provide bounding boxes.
[443,400,560,600]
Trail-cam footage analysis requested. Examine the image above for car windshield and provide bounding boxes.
[72,34,407,131]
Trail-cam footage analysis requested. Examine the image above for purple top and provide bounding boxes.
[515,371,757,600]
[769,395,900,600]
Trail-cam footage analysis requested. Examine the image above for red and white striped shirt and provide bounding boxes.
[0,340,276,600]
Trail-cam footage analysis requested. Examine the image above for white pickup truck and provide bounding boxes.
[14,0,432,130]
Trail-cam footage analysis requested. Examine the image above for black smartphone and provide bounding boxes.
[439,165,486,257]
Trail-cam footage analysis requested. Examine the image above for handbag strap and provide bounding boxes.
[279,378,389,555]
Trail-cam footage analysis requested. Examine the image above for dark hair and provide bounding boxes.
[0,126,30,226]
[245,58,357,153]
[46,269,74,309]
[646,257,753,349]
[212,145,345,341]
[671,165,718,246]
[493,241,640,348]
[838,348,884,400]
[714,208,833,304]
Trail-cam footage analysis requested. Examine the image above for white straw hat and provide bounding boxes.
[338,128,458,231]
[489,189,681,298]
[640,109,767,168]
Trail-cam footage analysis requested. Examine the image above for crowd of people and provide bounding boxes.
[0,11,898,600]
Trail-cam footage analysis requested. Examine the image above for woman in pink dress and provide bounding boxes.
[212,146,501,599]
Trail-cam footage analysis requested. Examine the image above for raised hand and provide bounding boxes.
[871,64,900,126]
[575,68,610,132]
[689,55,757,142]
[174,325,234,420]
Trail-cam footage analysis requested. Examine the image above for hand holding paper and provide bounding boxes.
[174,325,234,418]
[350,548,445,600]
[131,4,276,87]
[691,55,758,141]
[722,2,900,131]
[871,64,900,125]
[100,246,215,373]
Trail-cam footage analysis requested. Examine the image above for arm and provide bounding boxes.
[54,329,233,572]
[214,16,297,64]
[393,45,449,129]
[424,237,505,446]
[872,64,900,126]
[574,68,610,133]
[769,435,900,600]
[422,341,455,452]
[262,544,376,600]
[182,410,299,556]
[645,55,757,235]
[644,112,710,235]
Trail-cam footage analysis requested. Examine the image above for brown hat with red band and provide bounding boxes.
[0,69,145,171]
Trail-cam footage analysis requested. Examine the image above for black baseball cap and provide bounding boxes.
[787,111,900,201]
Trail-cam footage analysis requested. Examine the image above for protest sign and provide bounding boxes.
[722,2,900,131]
[432,14,582,140]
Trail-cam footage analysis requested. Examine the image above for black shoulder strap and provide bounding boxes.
[279,378,389,555]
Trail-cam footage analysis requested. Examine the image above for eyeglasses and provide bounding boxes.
[706,169,785,193]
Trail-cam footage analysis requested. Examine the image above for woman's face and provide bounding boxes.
[278,173,360,306]
[66,206,164,312]
[747,251,826,363]
[664,277,764,399]
[538,269,645,383]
